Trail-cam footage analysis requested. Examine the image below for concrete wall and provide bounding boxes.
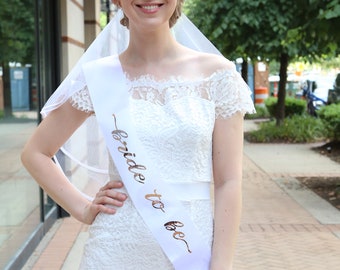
[84,0,101,49]
[60,0,85,79]
[59,0,101,80]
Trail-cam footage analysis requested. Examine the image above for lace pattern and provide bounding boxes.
[80,197,213,269]
[70,68,255,118]
[72,67,254,269]
[70,85,93,113]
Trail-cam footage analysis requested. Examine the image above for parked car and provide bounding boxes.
[295,75,335,116]
[299,80,328,116]
[297,75,334,101]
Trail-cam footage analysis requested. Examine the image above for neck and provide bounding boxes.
[123,25,179,64]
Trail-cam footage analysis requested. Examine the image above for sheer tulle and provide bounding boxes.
[41,10,219,118]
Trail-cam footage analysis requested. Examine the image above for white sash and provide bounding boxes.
[83,55,211,270]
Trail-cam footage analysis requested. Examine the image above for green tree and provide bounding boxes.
[0,0,35,117]
[185,0,340,125]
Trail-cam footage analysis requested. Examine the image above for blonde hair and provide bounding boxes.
[119,0,184,28]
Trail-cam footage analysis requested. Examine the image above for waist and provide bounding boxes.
[168,182,211,201]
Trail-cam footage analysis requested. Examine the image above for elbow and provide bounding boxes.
[213,170,243,189]
[21,143,55,169]
[21,145,31,168]
[21,144,38,168]
[214,177,242,190]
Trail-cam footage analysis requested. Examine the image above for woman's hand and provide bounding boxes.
[83,180,128,224]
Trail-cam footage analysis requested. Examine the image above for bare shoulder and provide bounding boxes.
[180,46,235,76]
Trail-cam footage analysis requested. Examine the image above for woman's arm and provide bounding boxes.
[210,112,244,270]
[21,101,126,224]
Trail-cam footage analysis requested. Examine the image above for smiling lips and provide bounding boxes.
[137,3,164,13]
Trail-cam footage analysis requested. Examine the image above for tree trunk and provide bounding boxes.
[2,62,12,118]
[241,58,248,83]
[106,0,110,24]
[276,53,289,126]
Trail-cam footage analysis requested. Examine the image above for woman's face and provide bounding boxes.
[114,0,178,30]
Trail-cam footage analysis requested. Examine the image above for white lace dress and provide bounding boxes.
[71,66,255,269]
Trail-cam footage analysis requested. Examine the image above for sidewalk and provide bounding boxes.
[23,120,340,270]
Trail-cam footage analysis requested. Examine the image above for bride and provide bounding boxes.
[21,0,255,269]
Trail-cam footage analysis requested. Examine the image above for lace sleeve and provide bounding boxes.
[213,67,256,119]
[68,69,94,113]
[70,86,94,113]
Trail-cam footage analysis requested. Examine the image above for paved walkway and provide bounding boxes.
[23,120,340,270]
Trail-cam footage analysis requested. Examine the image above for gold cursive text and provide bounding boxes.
[145,189,165,213]
[164,221,192,253]
[111,114,146,184]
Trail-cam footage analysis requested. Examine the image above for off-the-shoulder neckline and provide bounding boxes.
[104,54,239,85]
[124,67,240,85]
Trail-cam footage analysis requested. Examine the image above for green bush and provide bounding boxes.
[264,97,306,118]
[245,115,326,143]
[245,105,270,119]
[318,104,340,141]
[264,97,277,117]
[0,110,3,119]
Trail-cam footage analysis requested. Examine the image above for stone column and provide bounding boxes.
[60,0,85,79]
[84,0,101,49]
